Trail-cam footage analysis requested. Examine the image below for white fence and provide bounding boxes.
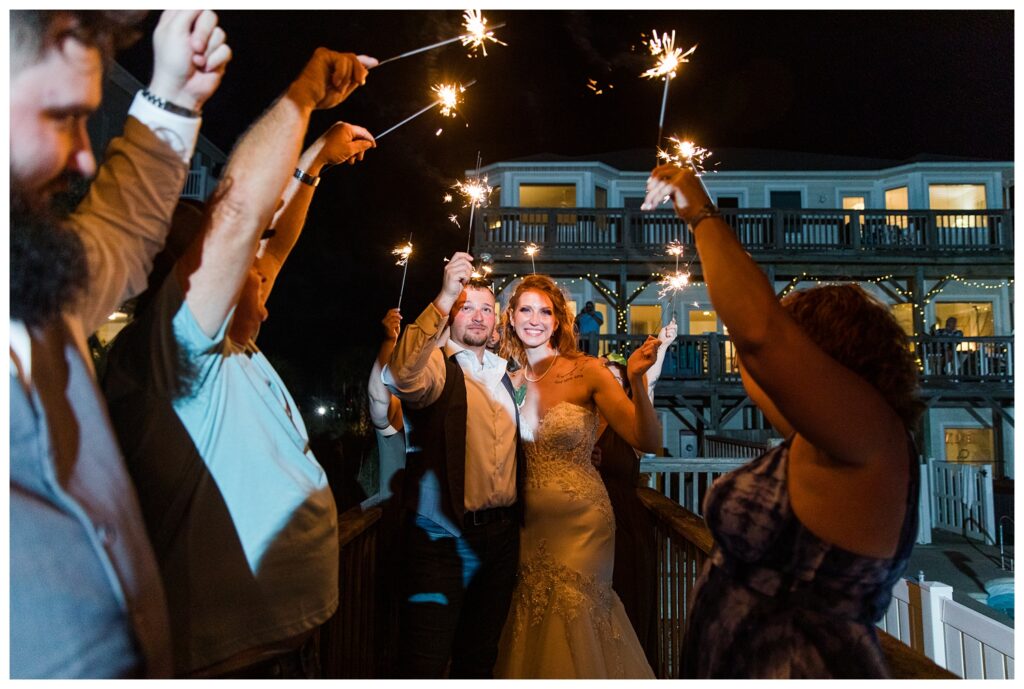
[927,459,997,543]
[880,578,1015,679]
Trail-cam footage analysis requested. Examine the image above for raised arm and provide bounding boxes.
[178,49,375,337]
[642,165,904,466]
[590,336,662,453]
[73,9,230,333]
[645,317,676,399]
[369,308,404,432]
[260,121,375,298]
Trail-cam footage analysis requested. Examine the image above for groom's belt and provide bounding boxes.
[463,504,518,528]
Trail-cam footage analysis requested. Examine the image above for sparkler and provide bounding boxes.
[642,30,697,148]
[450,152,492,253]
[658,240,690,317]
[524,243,539,274]
[375,10,506,67]
[657,135,714,197]
[375,79,475,140]
[392,236,414,310]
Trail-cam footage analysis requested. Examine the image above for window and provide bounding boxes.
[490,185,501,208]
[934,302,993,337]
[519,184,576,208]
[929,184,986,228]
[629,304,662,336]
[688,309,718,335]
[769,191,802,209]
[890,303,914,336]
[595,186,607,209]
[843,195,866,226]
[885,186,909,229]
[716,196,739,209]
[623,196,645,210]
[944,427,994,463]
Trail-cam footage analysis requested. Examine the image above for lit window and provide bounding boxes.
[944,427,994,463]
[929,184,986,227]
[885,186,908,229]
[519,184,576,208]
[629,304,662,336]
[843,196,866,226]
[688,309,718,335]
[933,302,994,337]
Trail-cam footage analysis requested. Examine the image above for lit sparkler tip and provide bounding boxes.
[391,241,414,266]
[657,270,691,300]
[432,82,465,117]
[660,136,713,174]
[524,242,539,257]
[461,9,507,57]
[666,240,684,257]
[641,29,697,81]
[453,175,493,208]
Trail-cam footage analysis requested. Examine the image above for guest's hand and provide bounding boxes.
[381,308,401,342]
[303,122,375,174]
[627,336,660,380]
[641,164,712,223]
[148,10,231,113]
[658,317,678,347]
[434,252,474,314]
[287,48,377,112]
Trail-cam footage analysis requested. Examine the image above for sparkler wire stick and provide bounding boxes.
[465,151,483,253]
[375,22,507,67]
[375,79,476,140]
[657,77,670,149]
[395,236,411,311]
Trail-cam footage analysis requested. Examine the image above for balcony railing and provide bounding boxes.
[477,208,1013,255]
[323,493,955,678]
[580,333,1013,386]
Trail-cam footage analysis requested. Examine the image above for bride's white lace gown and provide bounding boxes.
[494,402,655,678]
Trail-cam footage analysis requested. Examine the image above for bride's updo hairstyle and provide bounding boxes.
[499,274,581,365]
[782,284,924,430]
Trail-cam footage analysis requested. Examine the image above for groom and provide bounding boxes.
[383,251,524,678]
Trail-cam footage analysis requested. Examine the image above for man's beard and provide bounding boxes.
[458,328,491,348]
[9,191,89,327]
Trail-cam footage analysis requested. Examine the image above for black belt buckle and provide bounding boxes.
[465,505,513,528]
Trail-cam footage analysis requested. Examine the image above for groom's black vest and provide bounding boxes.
[401,355,526,534]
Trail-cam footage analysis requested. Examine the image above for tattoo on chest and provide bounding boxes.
[552,361,585,384]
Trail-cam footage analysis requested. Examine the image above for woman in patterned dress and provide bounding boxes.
[643,165,924,678]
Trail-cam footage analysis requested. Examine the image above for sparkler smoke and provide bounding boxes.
[375,80,476,140]
[641,30,698,148]
[375,10,506,67]
[392,237,414,309]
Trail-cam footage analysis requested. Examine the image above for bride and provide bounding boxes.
[493,275,661,679]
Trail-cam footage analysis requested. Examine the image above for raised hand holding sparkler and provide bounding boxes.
[375,9,506,67]
[641,30,697,150]
[375,79,475,140]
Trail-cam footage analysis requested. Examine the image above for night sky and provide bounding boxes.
[116,9,1013,404]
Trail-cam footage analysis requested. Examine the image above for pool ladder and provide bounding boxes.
[998,516,1014,571]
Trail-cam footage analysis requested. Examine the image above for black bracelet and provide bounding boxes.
[687,203,722,230]
[140,89,200,118]
[294,167,320,188]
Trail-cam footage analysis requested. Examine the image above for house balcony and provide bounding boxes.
[474,207,1014,278]
[578,333,1013,399]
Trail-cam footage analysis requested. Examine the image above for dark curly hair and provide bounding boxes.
[11,10,147,68]
[498,275,581,365]
[782,285,923,430]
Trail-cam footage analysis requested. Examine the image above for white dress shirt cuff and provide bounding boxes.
[128,92,202,163]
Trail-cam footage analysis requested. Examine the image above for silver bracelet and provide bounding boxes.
[294,167,320,188]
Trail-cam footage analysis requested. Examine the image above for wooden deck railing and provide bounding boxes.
[580,333,1013,386]
[477,207,1014,256]
[323,491,956,678]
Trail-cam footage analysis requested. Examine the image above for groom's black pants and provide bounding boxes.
[397,510,519,678]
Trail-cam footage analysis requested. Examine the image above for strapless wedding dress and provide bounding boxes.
[494,402,655,678]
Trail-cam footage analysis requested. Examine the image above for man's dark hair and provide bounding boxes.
[11,10,147,68]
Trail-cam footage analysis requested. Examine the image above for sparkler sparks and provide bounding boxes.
[453,176,493,209]
[433,82,466,117]
[658,136,713,174]
[657,271,691,301]
[524,242,540,273]
[391,241,413,266]
[461,9,507,57]
[641,30,697,81]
